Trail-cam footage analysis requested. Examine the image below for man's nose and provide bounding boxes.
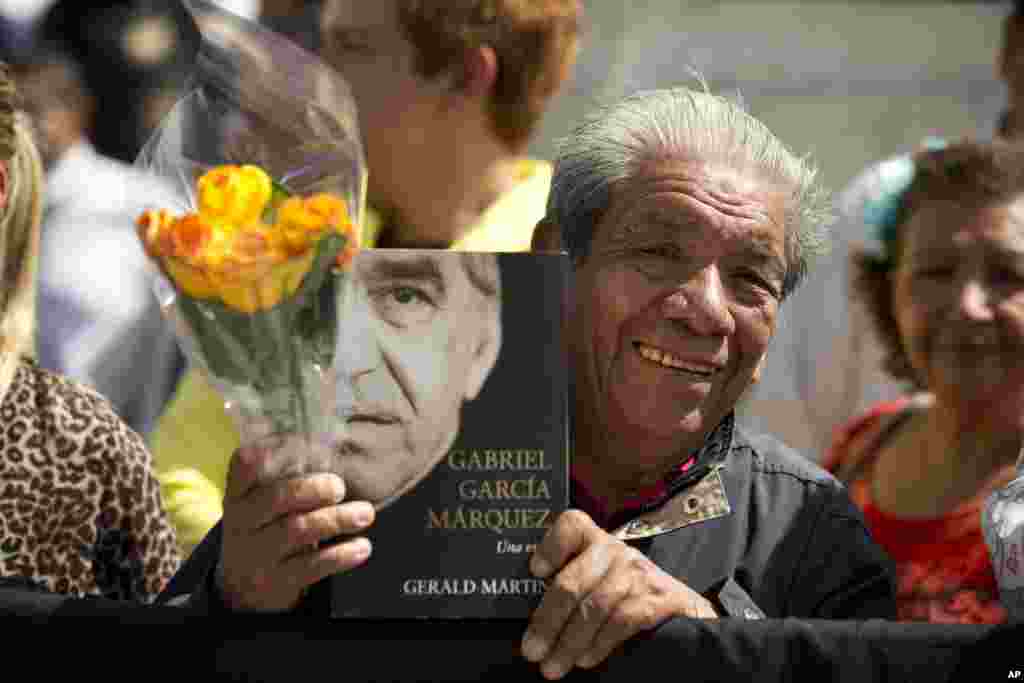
[335,290,382,380]
[661,265,735,337]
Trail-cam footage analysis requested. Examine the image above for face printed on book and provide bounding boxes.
[332,251,502,507]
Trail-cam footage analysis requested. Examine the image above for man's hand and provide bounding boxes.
[218,441,375,611]
[521,510,717,680]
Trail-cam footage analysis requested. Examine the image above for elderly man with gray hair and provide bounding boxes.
[523,86,895,679]
[158,86,895,680]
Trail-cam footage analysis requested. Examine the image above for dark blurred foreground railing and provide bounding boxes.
[1,584,1011,682]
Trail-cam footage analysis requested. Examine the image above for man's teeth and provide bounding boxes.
[637,344,715,376]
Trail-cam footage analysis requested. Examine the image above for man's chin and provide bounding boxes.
[339,430,461,509]
[610,393,713,438]
[342,459,448,511]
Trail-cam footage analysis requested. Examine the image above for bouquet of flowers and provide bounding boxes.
[134,0,366,468]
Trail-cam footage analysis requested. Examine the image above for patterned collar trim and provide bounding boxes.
[572,412,736,531]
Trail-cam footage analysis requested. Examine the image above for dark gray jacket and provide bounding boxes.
[608,414,896,620]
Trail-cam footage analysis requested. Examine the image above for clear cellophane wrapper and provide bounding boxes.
[135,0,367,479]
[983,452,1024,620]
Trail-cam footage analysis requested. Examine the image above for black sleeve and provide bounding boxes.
[707,576,767,619]
[155,521,225,611]
[788,487,898,619]
[205,617,994,682]
[155,521,330,616]
[597,617,990,683]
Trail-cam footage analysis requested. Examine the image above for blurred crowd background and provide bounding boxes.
[0,0,1005,203]
[0,0,1012,458]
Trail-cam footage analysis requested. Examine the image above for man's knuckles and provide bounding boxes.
[273,474,346,514]
[615,597,663,629]
[284,506,346,545]
[550,509,599,542]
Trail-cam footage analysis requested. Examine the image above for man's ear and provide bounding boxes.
[531,216,564,253]
[464,299,502,401]
[455,45,498,98]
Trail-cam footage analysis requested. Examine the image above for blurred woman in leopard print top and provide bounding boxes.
[0,61,179,600]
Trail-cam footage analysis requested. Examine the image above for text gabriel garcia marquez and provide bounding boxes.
[425,449,555,534]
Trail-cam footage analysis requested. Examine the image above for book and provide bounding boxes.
[328,250,571,619]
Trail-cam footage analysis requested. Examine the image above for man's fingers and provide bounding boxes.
[237,473,349,530]
[224,444,276,501]
[575,600,650,671]
[282,535,373,589]
[265,501,375,557]
[579,583,716,670]
[538,549,641,679]
[531,509,600,579]
[523,540,614,665]
[538,570,631,679]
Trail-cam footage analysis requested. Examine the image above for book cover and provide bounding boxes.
[328,250,570,618]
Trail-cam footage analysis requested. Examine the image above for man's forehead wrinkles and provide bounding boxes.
[605,216,681,244]
[602,204,772,247]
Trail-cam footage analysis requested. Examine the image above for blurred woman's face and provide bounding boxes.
[891,198,1024,401]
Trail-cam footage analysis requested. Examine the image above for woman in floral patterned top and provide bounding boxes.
[825,139,1024,624]
[0,62,179,600]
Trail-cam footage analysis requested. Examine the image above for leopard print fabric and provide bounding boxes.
[0,359,180,600]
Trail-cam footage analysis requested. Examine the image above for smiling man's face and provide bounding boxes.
[333,251,501,507]
[569,159,788,472]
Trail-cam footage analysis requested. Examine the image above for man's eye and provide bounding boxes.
[390,287,426,304]
[734,270,779,299]
[370,286,436,327]
[637,245,678,260]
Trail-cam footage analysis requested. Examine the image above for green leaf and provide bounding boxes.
[261,179,294,223]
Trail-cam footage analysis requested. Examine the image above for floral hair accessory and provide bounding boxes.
[858,136,947,263]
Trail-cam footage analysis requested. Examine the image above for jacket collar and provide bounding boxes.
[573,412,737,535]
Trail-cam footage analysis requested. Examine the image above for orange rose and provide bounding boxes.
[170,214,215,264]
[136,208,176,258]
[276,194,350,254]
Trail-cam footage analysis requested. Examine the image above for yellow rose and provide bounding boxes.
[213,250,316,313]
[197,164,273,227]
[231,224,288,264]
[164,258,219,300]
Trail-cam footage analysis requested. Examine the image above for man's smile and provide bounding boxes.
[633,341,722,378]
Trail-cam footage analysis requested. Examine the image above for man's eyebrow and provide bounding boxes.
[363,256,447,291]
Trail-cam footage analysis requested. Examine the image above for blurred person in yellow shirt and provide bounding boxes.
[155,0,583,553]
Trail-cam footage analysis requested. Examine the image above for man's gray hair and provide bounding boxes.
[547,86,832,297]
